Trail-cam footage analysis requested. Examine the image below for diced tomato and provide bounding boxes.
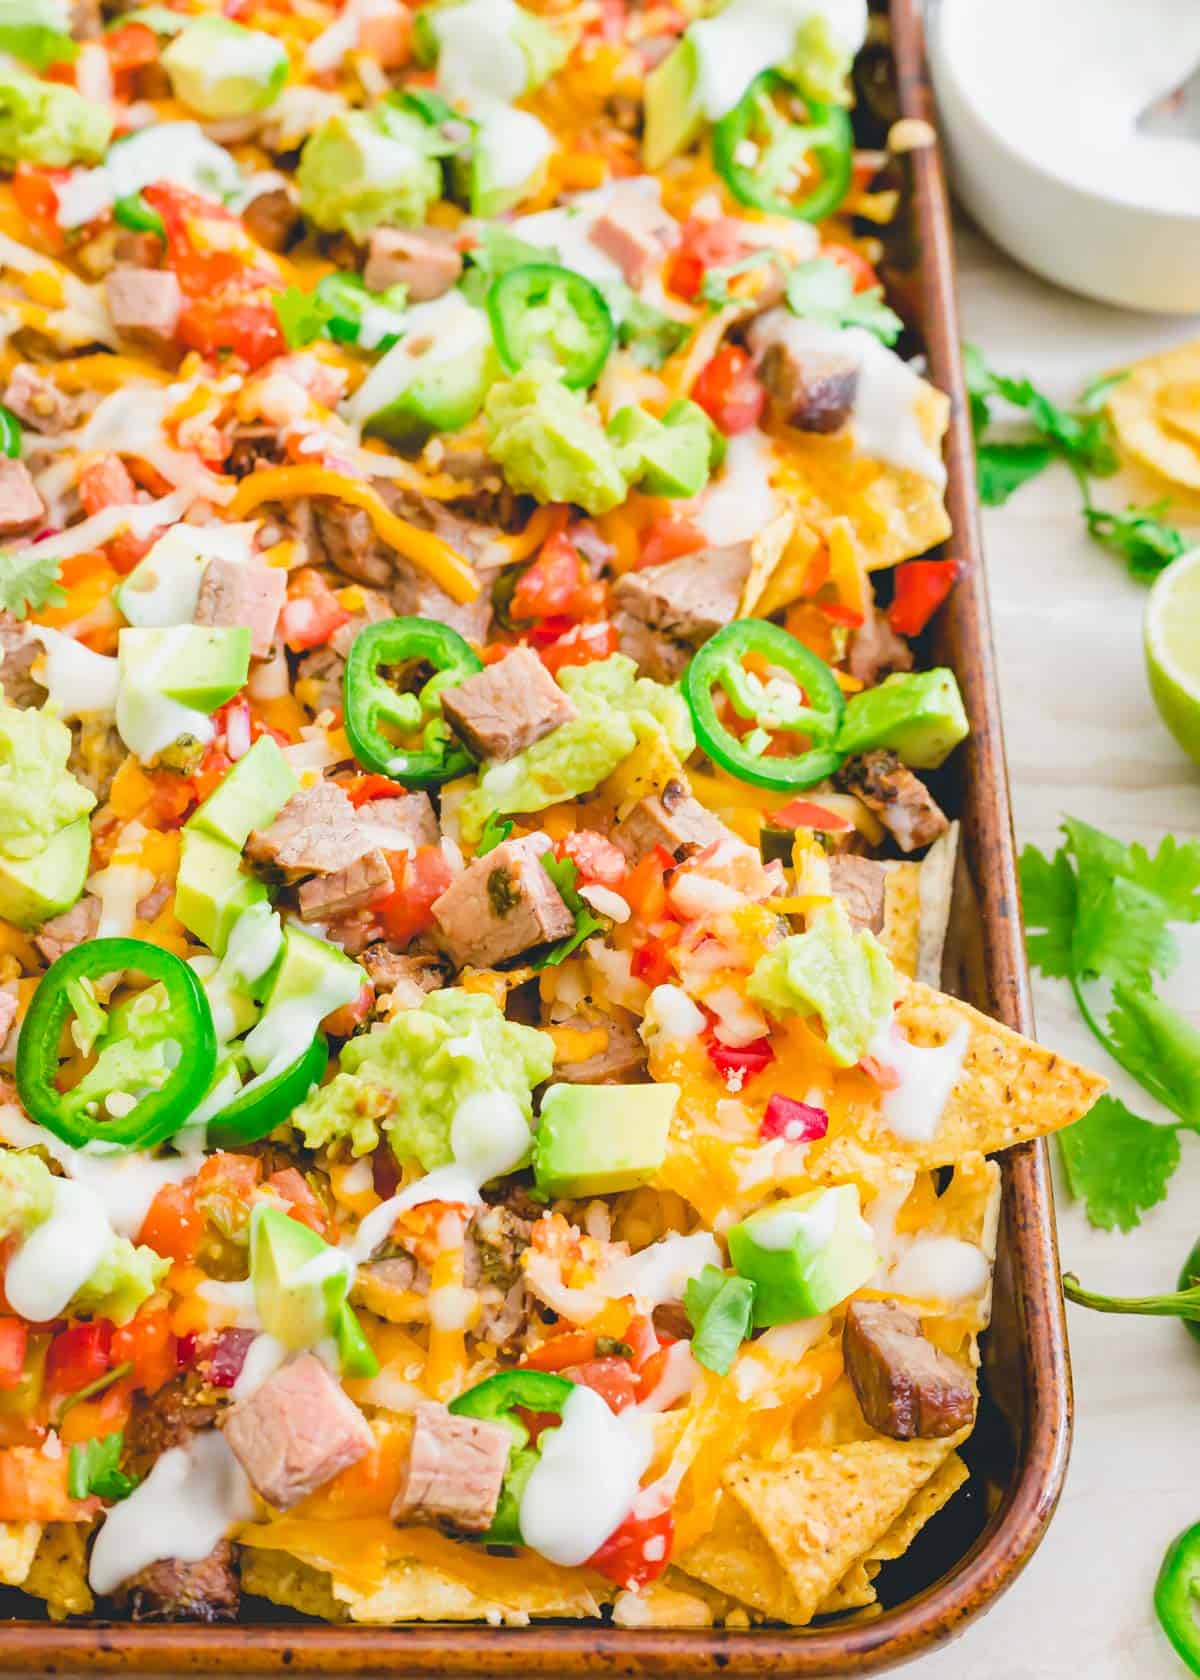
[538,619,619,675]
[343,774,409,807]
[823,242,883,294]
[45,1323,112,1397]
[623,1313,660,1370]
[11,166,68,251]
[522,1332,598,1372]
[510,533,605,625]
[621,845,675,922]
[110,1300,175,1395]
[630,934,676,988]
[691,346,766,436]
[586,1501,674,1589]
[177,289,287,369]
[137,1181,203,1264]
[562,829,625,887]
[772,797,853,833]
[77,455,158,573]
[376,844,454,946]
[665,216,745,301]
[637,514,708,572]
[706,1036,775,1079]
[564,1357,639,1413]
[357,0,412,66]
[887,558,959,637]
[103,20,159,73]
[146,768,197,829]
[189,742,233,807]
[280,568,353,652]
[0,1320,27,1392]
[760,1093,828,1143]
[266,1168,330,1237]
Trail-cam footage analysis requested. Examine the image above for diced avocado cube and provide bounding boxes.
[727,1185,877,1327]
[243,924,362,1074]
[835,669,969,770]
[642,35,704,170]
[120,626,251,714]
[175,828,267,956]
[366,339,494,449]
[608,399,715,499]
[533,1082,677,1199]
[249,1203,347,1351]
[162,15,288,120]
[115,529,210,628]
[461,105,552,218]
[0,816,90,929]
[188,736,299,851]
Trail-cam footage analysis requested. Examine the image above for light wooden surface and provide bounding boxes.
[916,227,1200,1677]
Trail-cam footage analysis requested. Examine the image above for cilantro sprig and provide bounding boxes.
[67,1431,138,1503]
[684,1265,757,1374]
[534,853,607,970]
[0,546,66,621]
[785,257,903,344]
[1020,818,1200,1229]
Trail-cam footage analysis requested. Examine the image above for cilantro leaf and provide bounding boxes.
[1057,1094,1181,1232]
[533,854,607,969]
[273,285,329,350]
[1106,984,1200,1128]
[0,545,65,621]
[1123,832,1200,922]
[1084,501,1187,582]
[785,258,903,344]
[684,1265,757,1375]
[603,284,692,369]
[963,345,1120,493]
[962,342,994,436]
[476,810,514,856]
[976,441,1055,507]
[1018,842,1078,980]
[1071,874,1177,987]
[701,250,783,310]
[67,1431,138,1503]
[1076,369,1129,413]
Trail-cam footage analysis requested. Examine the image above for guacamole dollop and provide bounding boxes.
[0,67,112,168]
[72,1235,170,1326]
[297,106,442,241]
[485,362,628,515]
[0,702,95,861]
[459,653,694,843]
[747,901,898,1067]
[0,1151,54,1239]
[292,988,555,1168]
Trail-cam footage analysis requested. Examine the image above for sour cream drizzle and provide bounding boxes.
[519,1384,655,1566]
[872,1021,970,1143]
[5,1178,111,1322]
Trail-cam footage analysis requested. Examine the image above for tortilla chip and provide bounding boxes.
[611,1577,715,1627]
[677,1489,811,1623]
[0,1521,40,1588]
[241,1548,348,1621]
[1108,344,1200,489]
[816,1560,878,1615]
[22,1522,93,1621]
[737,509,803,618]
[881,861,920,977]
[866,1451,969,1564]
[724,1436,962,1625]
[917,822,958,987]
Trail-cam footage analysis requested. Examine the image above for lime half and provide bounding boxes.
[1147,547,1200,763]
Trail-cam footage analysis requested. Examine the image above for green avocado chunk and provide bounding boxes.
[0,817,91,929]
[175,829,268,956]
[242,924,362,1075]
[533,1082,678,1198]
[162,15,288,119]
[642,36,704,171]
[119,626,251,714]
[188,735,298,851]
[484,360,628,514]
[727,1185,877,1326]
[608,399,720,498]
[834,668,969,770]
[249,1204,377,1376]
[0,702,96,927]
[298,106,442,241]
[0,66,112,168]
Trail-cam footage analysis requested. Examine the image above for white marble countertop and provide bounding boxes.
[914,228,1200,1678]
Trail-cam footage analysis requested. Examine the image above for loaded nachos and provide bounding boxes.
[0,0,1103,1632]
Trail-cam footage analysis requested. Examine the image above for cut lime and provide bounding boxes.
[1146,546,1200,764]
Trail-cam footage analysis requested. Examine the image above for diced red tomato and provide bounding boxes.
[562,829,625,887]
[110,1300,175,1395]
[103,21,159,73]
[11,166,68,251]
[137,1181,203,1264]
[45,1323,112,1397]
[510,532,605,625]
[376,844,454,946]
[538,620,619,675]
[177,289,288,369]
[343,774,409,807]
[586,1501,674,1588]
[621,846,675,922]
[266,1168,330,1237]
[189,742,233,807]
[823,242,883,294]
[771,797,853,833]
[637,514,708,572]
[665,216,746,301]
[887,558,959,637]
[706,1036,775,1079]
[563,1357,639,1413]
[522,1331,598,1372]
[0,1320,27,1392]
[760,1093,829,1143]
[280,568,353,652]
[77,455,158,574]
[630,934,676,988]
[691,346,766,436]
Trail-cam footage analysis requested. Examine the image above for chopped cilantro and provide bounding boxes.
[476,810,514,856]
[0,546,66,621]
[534,853,607,969]
[684,1264,757,1374]
[1057,1096,1181,1234]
[1084,501,1187,581]
[785,257,903,344]
[67,1431,138,1503]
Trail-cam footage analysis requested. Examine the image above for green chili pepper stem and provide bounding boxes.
[1156,1524,1200,1675]
[0,405,21,460]
[1061,1272,1200,1320]
[343,616,482,787]
[55,1361,134,1427]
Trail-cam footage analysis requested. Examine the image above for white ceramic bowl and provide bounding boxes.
[928,0,1200,315]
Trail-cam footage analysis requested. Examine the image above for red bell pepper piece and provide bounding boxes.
[587,1500,674,1588]
[887,558,960,637]
[706,1036,775,1079]
[760,1093,829,1143]
[137,1181,203,1264]
[771,797,854,833]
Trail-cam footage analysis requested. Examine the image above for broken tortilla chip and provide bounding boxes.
[866,1451,970,1565]
[881,860,921,977]
[917,822,958,987]
[1107,344,1200,489]
[677,1489,811,1623]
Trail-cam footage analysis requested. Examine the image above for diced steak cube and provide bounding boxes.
[362,945,447,999]
[222,1353,373,1511]
[105,267,183,346]
[550,1009,648,1084]
[247,781,371,878]
[242,186,302,253]
[613,545,750,659]
[835,750,950,854]
[613,780,732,864]
[843,1300,976,1440]
[391,1401,511,1534]
[297,847,391,920]
[113,228,164,269]
[118,1542,240,1623]
[0,611,43,709]
[363,227,463,301]
[828,854,887,935]
[848,608,913,688]
[0,460,45,540]
[356,792,440,852]
[466,1202,534,1293]
[759,342,859,433]
[613,611,691,684]
[389,556,493,644]
[34,894,101,964]
[1,365,76,434]
[432,833,574,968]
[440,648,577,764]
[194,557,286,658]
[588,195,677,287]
